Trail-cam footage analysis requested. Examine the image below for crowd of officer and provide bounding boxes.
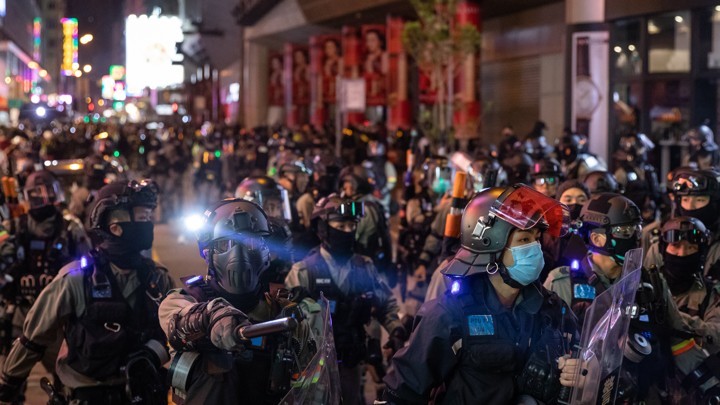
[0,115,715,405]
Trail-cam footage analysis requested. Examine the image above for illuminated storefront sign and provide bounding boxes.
[125,14,183,95]
[33,18,41,62]
[110,65,126,81]
[61,18,78,76]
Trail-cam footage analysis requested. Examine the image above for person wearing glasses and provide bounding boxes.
[285,195,406,404]
[529,157,564,197]
[0,180,174,405]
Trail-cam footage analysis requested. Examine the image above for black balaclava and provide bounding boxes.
[104,210,154,269]
[320,221,355,263]
[662,252,703,295]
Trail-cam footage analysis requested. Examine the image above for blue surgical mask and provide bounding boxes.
[506,241,544,286]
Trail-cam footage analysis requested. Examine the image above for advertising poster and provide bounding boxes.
[361,24,387,106]
[342,26,364,125]
[386,16,410,130]
[452,1,481,140]
[268,52,284,107]
[310,35,342,128]
[284,44,310,128]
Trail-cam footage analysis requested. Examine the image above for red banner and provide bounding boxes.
[268,53,284,107]
[361,24,387,106]
[284,44,310,128]
[386,16,410,130]
[452,1,482,140]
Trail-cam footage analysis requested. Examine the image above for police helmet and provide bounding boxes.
[235,176,291,221]
[339,165,375,196]
[583,171,620,195]
[196,198,271,297]
[555,135,580,164]
[684,125,719,152]
[312,194,365,241]
[530,158,563,189]
[579,193,641,263]
[442,184,570,278]
[670,168,720,199]
[23,170,65,210]
[616,133,654,162]
[89,180,158,232]
[659,216,710,257]
[502,152,534,185]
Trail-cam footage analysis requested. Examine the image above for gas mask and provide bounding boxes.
[211,236,270,298]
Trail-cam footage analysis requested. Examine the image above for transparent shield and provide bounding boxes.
[567,248,643,404]
[279,294,341,405]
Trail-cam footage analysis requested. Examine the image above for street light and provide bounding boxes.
[83,64,92,73]
[79,34,93,45]
[74,70,82,78]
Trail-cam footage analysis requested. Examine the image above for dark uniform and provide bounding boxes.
[384,185,577,404]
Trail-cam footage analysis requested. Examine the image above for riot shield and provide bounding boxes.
[279,294,341,405]
[567,248,643,405]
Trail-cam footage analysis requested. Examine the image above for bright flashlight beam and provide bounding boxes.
[184,214,205,232]
[35,106,46,117]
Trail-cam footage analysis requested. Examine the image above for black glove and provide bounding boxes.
[0,374,24,402]
[390,327,407,353]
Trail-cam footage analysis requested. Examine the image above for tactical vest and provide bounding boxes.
[442,277,568,404]
[174,276,294,404]
[304,249,375,367]
[567,260,606,326]
[65,251,165,380]
[14,215,76,301]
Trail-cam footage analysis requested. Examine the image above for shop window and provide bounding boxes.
[647,79,690,140]
[611,19,642,77]
[648,11,691,73]
[699,6,720,70]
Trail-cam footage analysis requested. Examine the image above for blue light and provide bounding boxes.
[185,275,202,285]
[451,280,461,295]
[571,259,579,271]
[80,256,88,268]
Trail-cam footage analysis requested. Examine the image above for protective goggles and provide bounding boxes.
[672,174,710,195]
[491,184,571,237]
[330,200,365,220]
[662,228,707,246]
[128,179,158,207]
[610,224,642,239]
[532,176,560,187]
[24,183,64,209]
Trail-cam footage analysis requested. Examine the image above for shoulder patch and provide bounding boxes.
[573,283,596,300]
[467,314,494,336]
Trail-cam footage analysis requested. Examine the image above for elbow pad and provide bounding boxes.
[167,299,242,351]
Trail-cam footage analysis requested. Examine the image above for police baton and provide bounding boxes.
[40,377,67,405]
[236,317,298,340]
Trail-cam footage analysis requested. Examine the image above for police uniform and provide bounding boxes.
[1,253,173,403]
[158,278,321,405]
[285,246,403,402]
[645,237,720,281]
[674,280,720,355]
[384,275,576,404]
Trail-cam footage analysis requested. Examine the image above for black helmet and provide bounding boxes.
[555,135,580,164]
[583,171,620,195]
[23,170,65,210]
[684,125,719,152]
[451,152,506,192]
[312,194,365,223]
[339,165,375,196]
[579,193,641,263]
[670,168,720,199]
[659,216,709,257]
[235,176,291,221]
[196,198,271,299]
[83,154,109,188]
[89,179,158,231]
[530,158,563,193]
[616,133,654,163]
[442,184,570,278]
[501,151,534,185]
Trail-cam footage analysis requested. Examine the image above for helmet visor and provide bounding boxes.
[24,183,64,209]
[328,200,365,222]
[490,184,571,237]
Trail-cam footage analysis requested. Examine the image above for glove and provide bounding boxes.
[0,374,24,403]
[209,305,251,351]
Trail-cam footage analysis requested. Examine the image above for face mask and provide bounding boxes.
[323,226,356,262]
[505,241,545,286]
[212,239,269,297]
[662,252,702,295]
[681,204,716,230]
[29,205,57,222]
[567,203,583,221]
[609,236,639,265]
[105,221,155,268]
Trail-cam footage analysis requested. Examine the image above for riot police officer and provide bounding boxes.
[159,198,319,404]
[683,124,720,169]
[582,170,620,196]
[68,154,109,227]
[278,160,314,231]
[658,216,720,355]
[285,195,405,404]
[0,180,173,405]
[555,134,606,180]
[383,184,577,404]
[530,157,563,197]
